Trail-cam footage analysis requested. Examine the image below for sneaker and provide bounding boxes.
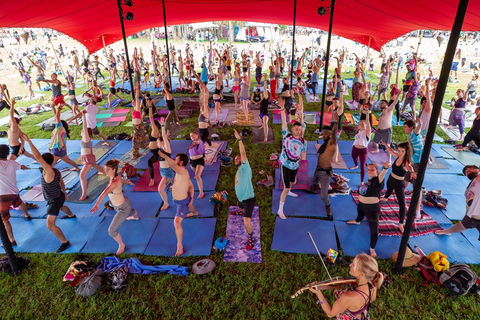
[246,237,255,250]
[287,191,299,197]
[277,211,287,220]
[11,241,17,246]
[415,211,422,220]
[56,241,70,253]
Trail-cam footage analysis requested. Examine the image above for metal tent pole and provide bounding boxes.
[161,0,172,87]
[289,0,298,92]
[116,0,135,100]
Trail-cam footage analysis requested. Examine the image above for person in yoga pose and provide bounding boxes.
[239,62,251,119]
[276,96,307,220]
[193,71,212,146]
[157,119,175,210]
[0,84,20,116]
[403,118,423,219]
[212,61,224,124]
[21,133,76,253]
[188,131,205,199]
[68,98,110,146]
[381,142,416,233]
[157,151,198,257]
[258,77,270,143]
[131,87,149,158]
[91,159,139,255]
[371,95,400,156]
[347,163,388,258]
[49,105,79,170]
[457,107,480,151]
[448,89,467,140]
[146,106,162,188]
[350,120,371,185]
[233,63,241,108]
[233,129,256,250]
[107,72,123,109]
[164,81,180,137]
[39,73,73,111]
[309,253,383,319]
[83,80,103,103]
[6,98,35,161]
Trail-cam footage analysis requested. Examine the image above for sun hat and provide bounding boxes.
[392,247,422,267]
[192,259,216,275]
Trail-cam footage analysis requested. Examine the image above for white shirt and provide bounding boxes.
[0,160,21,195]
[353,129,370,148]
[465,179,480,219]
[84,104,98,129]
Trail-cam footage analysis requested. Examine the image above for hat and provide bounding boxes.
[392,247,422,267]
[192,259,216,275]
[0,144,10,159]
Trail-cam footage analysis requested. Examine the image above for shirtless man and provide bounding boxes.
[277,52,285,75]
[26,56,45,90]
[7,99,35,161]
[178,50,185,89]
[157,151,198,257]
[310,112,340,220]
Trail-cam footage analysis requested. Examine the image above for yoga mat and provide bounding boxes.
[204,141,225,165]
[422,174,470,195]
[16,169,42,192]
[35,111,76,127]
[0,219,44,254]
[367,150,389,167]
[319,111,333,126]
[67,173,110,203]
[209,109,229,123]
[96,113,112,119]
[189,168,219,192]
[303,112,319,125]
[330,193,360,221]
[100,98,122,109]
[224,206,262,263]
[118,148,149,168]
[21,185,44,202]
[311,146,348,169]
[236,111,254,126]
[272,111,290,124]
[439,124,461,141]
[462,228,480,254]
[432,144,456,159]
[101,190,161,219]
[421,205,454,225]
[344,113,355,125]
[271,189,328,217]
[169,124,188,139]
[157,191,215,218]
[170,140,193,157]
[426,156,449,169]
[81,218,158,254]
[132,162,163,192]
[17,217,105,254]
[143,218,216,257]
[107,116,128,122]
[335,221,402,259]
[271,218,337,254]
[441,147,480,166]
[337,140,355,155]
[73,140,118,165]
[252,126,274,143]
[305,93,320,103]
[426,158,465,174]
[276,160,309,190]
[100,121,121,128]
[433,194,466,221]
[409,232,480,265]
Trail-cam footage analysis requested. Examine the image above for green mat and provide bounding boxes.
[441,146,480,166]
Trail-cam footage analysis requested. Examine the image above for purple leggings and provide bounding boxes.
[352,146,368,183]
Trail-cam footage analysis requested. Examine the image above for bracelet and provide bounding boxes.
[331,121,337,124]
[318,298,327,305]
[382,166,389,170]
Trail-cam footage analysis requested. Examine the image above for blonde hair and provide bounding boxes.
[355,253,384,289]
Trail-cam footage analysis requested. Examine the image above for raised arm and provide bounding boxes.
[330,112,339,146]
[425,78,432,113]
[263,76,269,99]
[20,132,54,178]
[388,95,399,111]
[379,164,388,183]
[149,104,159,138]
[9,98,18,131]
[158,149,179,172]
[193,71,207,91]
[233,129,247,163]
[91,178,119,213]
[81,111,90,142]
[160,119,171,153]
[381,142,398,157]
[414,118,422,135]
[279,97,288,132]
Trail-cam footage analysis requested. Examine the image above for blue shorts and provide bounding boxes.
[240,97,249,102]
[174,196,190,219]
[160,167,175,180]
[259,112,269,120]
[51,147,67,158]
[451,62,459,71]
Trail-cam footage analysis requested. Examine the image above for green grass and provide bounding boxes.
[1,70,479,319]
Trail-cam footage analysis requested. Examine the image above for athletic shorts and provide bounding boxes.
[174,196,190,219]
[91,126,100,135]
[240,97,249,102]
[281,165,298,189]
[238,197,256,218]
[51,147,67,158]
[109,87,117,94]
[0,194,23,221]
[403,85,411,93]
[373,128,392,145]
[46,192,65,216]
[461,215,480,240]
[190,157,205,169]
[451,62,459,72]
[233,86,240,93]
[259,112,269,119]
[81,153,97,165]
[69,98,79,105]
[160,167,175,180]
[296,69,302,76]
[53,95,65,106]
[227,66,232,71]
[9,145,22,157]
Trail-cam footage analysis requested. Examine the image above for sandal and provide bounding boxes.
[25,202,38,209]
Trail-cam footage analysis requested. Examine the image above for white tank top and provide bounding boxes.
[354,130,369,147]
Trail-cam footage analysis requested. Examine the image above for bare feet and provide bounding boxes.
[263,138,268,142]
[148,179,155,187]
[79,195,88,201]
[349,166,358,170]
[435,229,452,236]
[116,243,125,255]
[370,248,377,258]
[69,167,80,171]
[174,247,184,257]
[347,220,360,225]
[102,142,110,146]
[161,203,170,210]
[185,211,199,218]
[197,193,204,199]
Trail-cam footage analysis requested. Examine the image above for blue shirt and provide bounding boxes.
[409,131,423,164]
[312,72,318,83]
[201,61,208,83]
[235,160,254,202]
[279,128,306,170]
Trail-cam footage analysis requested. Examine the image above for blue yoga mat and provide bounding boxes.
[170,140,194,156]
[16,168,42,192]
[409,232,480,265]
[17,217,104,254]
[462,228,480,254]
[81,217,158,254]
[431,144,455,159]
[144,218,216,257]
[17,190,47,218]
[188,169,219,192]
[101,190,161,219]
[0,219,44,254]
[422,174,470,195]
[111,140,133,154]
[271,217,337,254]
[306,141,318,155]
[158,191,215,218]
[426,158,465,174]
[271,189,328,217]
[335,221,402,259]
[100,99,122,109]
[331,194,359,221]
[421,206,454,226]
[436,194,466,221]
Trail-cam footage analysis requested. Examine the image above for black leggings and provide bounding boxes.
[147,151,160,179]
[0,101,20,116]
[94,68,105,81]
[355,202,380,249]
[384,176,406,223]
[199,128,211,147]
[311,82,317,96]
[462,130,480,148]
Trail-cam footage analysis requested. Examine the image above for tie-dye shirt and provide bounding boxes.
[279,128,306,170]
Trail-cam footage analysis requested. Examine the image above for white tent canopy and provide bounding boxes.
[190,22,217,30]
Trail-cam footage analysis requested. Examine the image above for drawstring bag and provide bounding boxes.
[210,191,228,204]
[427,251,450,272]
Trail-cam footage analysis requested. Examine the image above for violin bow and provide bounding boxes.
[308,232,332,281]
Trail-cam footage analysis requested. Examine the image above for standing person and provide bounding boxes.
[457,107,480,151]
[158,119,175,210]
[311,66,319,101]
[146,106,161,188]
[259,78,270,142]
[448,89,467,140]
[450,49,461,82]
[239,63,251,118]
[212,62,224,124]
[402,72,421,119]
[0,84,20,116]
[193,72,212,146]
[377,57,392,101]
[347,163,388,258]
[436,165,480,238]
[233,129,257,250]
[178,50,185,89]
[49,106,79,170]
[233,64,241,108]
[157,151,198,257]
[21,133,76,253]
[19,68,34,100]
[310,113,339,220]
[65,78,80,121]
[403,118,423,219]
[26,56,45,91]
[372,96,399,152]
[0,144,32,246]
[164,82,180,137]
[92,56,105,81]
[39,73,73,111]
[381,142,416,233]
[308,254,384,319]
[91,159,139,255]
[350,120,371,185]
[418,79,433,136]
[106,72,122,109]
[466,75,478,102]
[78,111,105,201]
[68,98,110,146]
[6,98,35,161]
[188,131,205,199]
[276,97,307,219]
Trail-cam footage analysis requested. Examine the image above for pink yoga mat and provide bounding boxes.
[278,160,309,190]
[21,185,45,202]
[367,150,389,167]
[108,116,128,122]
[319,111,332,126]
[132,161,164,192]
[113,108,130,114]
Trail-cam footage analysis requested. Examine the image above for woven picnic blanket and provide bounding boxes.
[118,148,149,168]
[351,190,442,237]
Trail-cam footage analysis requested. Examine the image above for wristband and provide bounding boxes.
[382,166,388,170]
[318,298,327,305]
[331,121,337,124]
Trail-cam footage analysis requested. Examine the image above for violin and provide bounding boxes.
[291,277,357,299]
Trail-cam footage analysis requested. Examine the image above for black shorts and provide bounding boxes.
[91,126,100,135]
[242,67,247,73]
[190,157,205,169]
[109,87,117,94]
[227,66,232,71]
[326,101,333,107]
[461,215,480,240]
[281,165,298,189]
[403,84,411,93]
[10,145,23,157]
[46,192,65,216]
[238,197,256,218]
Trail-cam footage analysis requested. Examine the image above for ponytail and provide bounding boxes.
[105,159,120,176]
[371,272,384,289]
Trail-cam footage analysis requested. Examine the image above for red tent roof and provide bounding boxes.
[1,0,479,53]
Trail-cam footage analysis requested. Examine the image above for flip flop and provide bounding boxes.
[61,214,77,219]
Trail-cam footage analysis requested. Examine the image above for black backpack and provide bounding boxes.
[439,264,478,295]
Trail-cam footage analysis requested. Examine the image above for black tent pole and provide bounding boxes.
[319,0,336,128]
[116,0,135,101]
[289,0,298,92]
[0,221,20,275]
[394,0,469,274]
[162,0,172,87]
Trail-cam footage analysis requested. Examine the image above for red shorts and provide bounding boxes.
[233,85,240,93]
[0,194,22,221]
[52,95,65,106]
[296,69,302,76]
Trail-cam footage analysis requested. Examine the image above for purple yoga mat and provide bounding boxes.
[224,206,262,263]
[278,160,309,190]
[367,150,389,167]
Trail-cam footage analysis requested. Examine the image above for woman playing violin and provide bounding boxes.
[309,254,383,319]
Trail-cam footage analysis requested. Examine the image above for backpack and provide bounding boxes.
[439,264,478,295]
[75,269,105,297]
[418,257,441,286]
[121,163,138,179]
[210,191,228,204]
[41,123,56,131]
[423,193,448,210]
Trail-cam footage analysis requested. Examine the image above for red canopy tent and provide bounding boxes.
[0,0,479,53]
